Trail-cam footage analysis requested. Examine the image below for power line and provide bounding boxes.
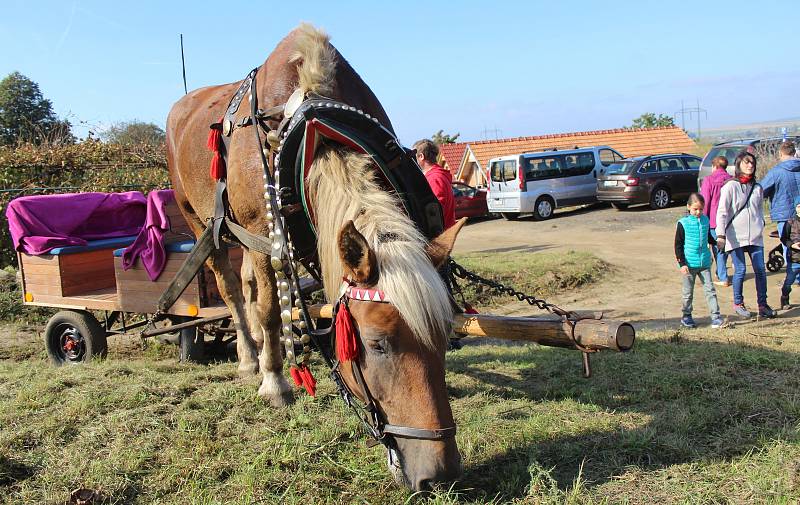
[180,34,188,95]
[675,99,707,140]
[480,126,502,140]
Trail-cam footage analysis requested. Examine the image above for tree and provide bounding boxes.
[432,129,460,145]
[630,113,675,129]
[102,120,166,146]
[0,71,73,145]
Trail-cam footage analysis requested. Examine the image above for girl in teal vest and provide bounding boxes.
[674,193,723,328]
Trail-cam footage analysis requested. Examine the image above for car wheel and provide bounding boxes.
[44,310,108,366]
[501,213,519,221]
[533,196,554,220]
[649,187,670,210]
[611,203,629,210]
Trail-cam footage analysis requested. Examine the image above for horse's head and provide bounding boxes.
[334,219,465,491]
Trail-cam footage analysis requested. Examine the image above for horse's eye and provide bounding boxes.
[366,338,387,354]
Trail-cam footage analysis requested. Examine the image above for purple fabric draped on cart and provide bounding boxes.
[122,189,176,281]
[6,191,147,255]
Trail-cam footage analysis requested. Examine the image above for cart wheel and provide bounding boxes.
[44,310,107,366]
[767,258,780,272]
[776,256,785,269]
[179,325,205,363]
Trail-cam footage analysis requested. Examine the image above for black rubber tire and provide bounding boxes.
[649,187,671,210]
[179,324,205,363]
[611,202,629,210]
[776,256,785,269]
[767,258,780,272]
[44,310,107,366]
[501,212,519,221]
[533,196,555,220]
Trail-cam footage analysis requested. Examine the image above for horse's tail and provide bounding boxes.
[290,23,336,96]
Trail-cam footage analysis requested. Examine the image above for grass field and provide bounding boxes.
[1,252,799,503]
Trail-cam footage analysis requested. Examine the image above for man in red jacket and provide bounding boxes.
[412,139,456,230]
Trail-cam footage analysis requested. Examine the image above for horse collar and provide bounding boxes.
[340,280,390,304]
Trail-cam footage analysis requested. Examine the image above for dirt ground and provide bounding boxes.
[454,202,800,330]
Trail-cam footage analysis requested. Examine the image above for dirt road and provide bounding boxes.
[454,203,799,329]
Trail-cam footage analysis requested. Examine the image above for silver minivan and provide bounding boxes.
[486,146,624,220]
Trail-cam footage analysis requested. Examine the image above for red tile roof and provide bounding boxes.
[438,142,467,172]
[465,126,696,170]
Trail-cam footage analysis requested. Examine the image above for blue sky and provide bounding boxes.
[1,0,797,146]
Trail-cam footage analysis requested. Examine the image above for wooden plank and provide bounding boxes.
[116,279,200,295]
[19,253,58,266]
[19,263,60,276]
[23,273,63,286]
[24,283,66,296]
[25,287,119,311]
[58,249,118,267]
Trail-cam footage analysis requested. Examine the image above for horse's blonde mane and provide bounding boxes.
[290,23,336,96]
[307,146,452,348]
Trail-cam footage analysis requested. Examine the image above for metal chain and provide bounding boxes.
[448,258,574,318]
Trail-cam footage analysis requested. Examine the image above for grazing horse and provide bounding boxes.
[166,24,462,490]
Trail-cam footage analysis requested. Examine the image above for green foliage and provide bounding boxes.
[630,112,675,129]
[432,129,461,145]
[102,120,166,146]
[0,140,170,268]
[0,266,52,324]
[0,72,74,146]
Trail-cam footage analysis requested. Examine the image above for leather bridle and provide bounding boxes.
[323,282,457,448]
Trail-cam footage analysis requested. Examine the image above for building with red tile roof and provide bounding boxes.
[452,126,696,186]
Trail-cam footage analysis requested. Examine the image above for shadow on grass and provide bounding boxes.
[444,335,800,500]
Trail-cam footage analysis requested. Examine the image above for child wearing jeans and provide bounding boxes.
[674,193,723,328]
[779,196,800,308]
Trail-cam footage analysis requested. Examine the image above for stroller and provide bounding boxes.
[766,229,786,272]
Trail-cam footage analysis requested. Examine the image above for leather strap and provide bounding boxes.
[224,217,273,254]
[156,224,217,314]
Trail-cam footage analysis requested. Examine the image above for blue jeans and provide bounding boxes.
[709,229,729,282]
[783,262,800,297]
[776,221,800,287]
[730,246,768,307]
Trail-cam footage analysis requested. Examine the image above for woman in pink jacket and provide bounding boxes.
[700,155,733,286]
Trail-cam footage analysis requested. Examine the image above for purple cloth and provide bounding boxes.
[701,168,733,229]
[6,192,147,255]
[122,190,176,281]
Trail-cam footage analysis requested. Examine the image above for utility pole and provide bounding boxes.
[480,126,503,140]
[675,99,707,140]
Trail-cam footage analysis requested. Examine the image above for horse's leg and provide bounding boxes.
[248,250,293,406]
[241,250,265,349]
[207,248,260,376]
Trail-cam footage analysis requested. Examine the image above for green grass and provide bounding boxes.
[1,321,799,504]
[452,251,608,308]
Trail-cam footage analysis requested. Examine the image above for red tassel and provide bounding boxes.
[210,152,226,180]
[299,365,317,397]
[464,303,479,315]
[207,126,221,151]
[335,302,358,361]
[289,365,303,386]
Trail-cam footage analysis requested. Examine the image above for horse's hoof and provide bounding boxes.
[258,384,295,407]
[238,362,259,377]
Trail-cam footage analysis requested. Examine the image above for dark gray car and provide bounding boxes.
[596,154,701,210]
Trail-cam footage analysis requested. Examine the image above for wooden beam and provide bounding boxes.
[292,304,634,352]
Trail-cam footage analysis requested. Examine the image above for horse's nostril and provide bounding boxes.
[415,478,434,491]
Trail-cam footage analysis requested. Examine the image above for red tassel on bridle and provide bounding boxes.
[335,301,358,361]
[290,364,317,397]
[207,122,226,180]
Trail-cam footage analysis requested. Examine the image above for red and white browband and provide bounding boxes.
[340,280,390,303]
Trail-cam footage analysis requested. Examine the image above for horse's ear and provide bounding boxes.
[338,220,377,284]
[426,217,467,269]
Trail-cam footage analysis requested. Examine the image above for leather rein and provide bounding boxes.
[216,66,456,448]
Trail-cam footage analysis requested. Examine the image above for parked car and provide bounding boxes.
[698,136,800,187]
[452,181,488,219]
[486,146,624,220]
[596,153,701,210]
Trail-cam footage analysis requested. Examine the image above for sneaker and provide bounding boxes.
[733,304,751,318]
[780,294,790,310]
[714,280,731,287]
[758,304,777,318]
[711,317,724,328]
[680,315,697,328]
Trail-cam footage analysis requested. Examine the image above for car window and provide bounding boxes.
[452,185,464,197]
[562,152,595,176]
[658,158,683,172]
[702,146,744,167]
[639,161,657,174]
[490,160,517,183]
[606,161,636,175]
[524,155,563,180]
[599,148,624,167]
[684,158,700,170]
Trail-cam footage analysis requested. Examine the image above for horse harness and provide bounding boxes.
[156,65,456,449]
